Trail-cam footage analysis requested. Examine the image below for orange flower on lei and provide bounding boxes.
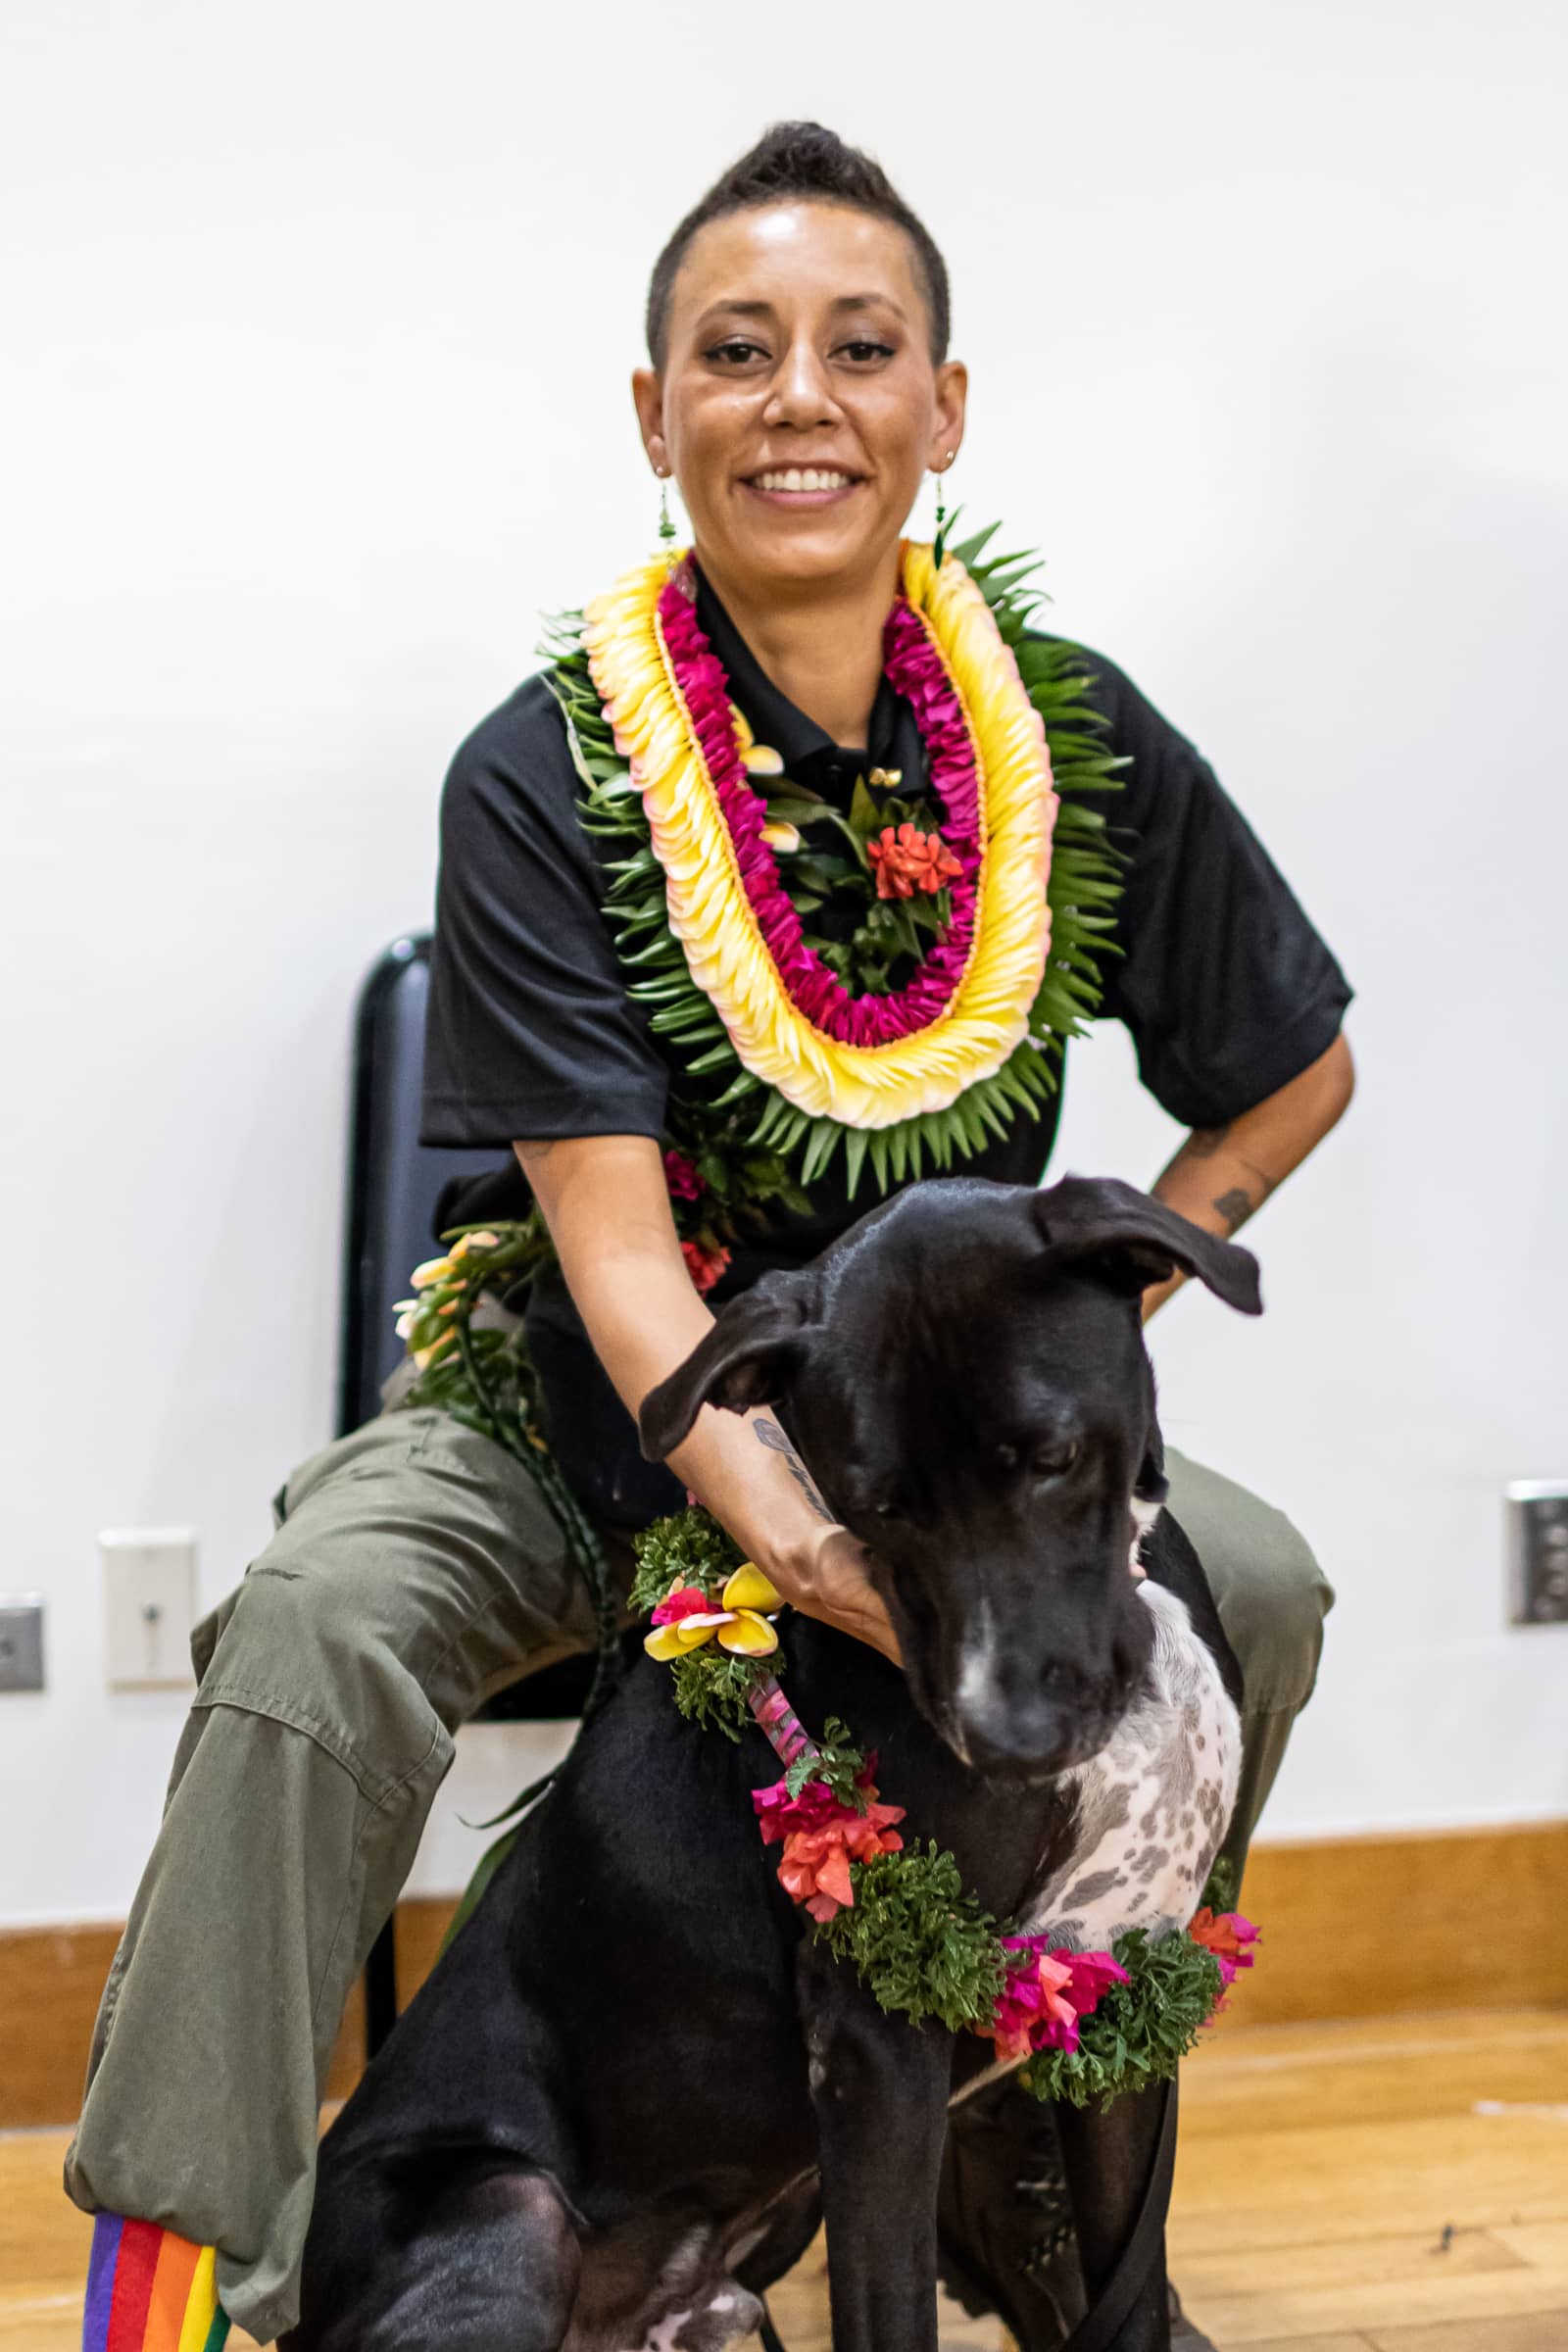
[868,822,963,901]
[1188,1907,1260,1991]
[753,1768,906,1924]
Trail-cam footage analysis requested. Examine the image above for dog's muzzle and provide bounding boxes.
[943,1650,1133,1782]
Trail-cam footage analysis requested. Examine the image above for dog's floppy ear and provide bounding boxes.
[1031,1175,1262,1315]
[638,1271,817,1461]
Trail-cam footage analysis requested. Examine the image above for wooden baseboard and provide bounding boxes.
[5,1822,1564,2130]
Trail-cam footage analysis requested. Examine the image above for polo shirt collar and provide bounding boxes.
[692,561,923,806]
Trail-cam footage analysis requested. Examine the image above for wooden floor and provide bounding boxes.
[4,2010,1565,2350]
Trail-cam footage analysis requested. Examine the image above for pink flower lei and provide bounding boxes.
[657,564,984,1049]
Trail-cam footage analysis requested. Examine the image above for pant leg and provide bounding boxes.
[1161,1446,1335,1891]
[64,1407,605,2346]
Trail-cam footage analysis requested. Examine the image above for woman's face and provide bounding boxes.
[632,201,967,601]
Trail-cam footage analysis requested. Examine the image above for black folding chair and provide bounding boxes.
[337,933,600,2054]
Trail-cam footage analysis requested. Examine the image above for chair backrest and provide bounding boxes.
[337,934,509,1438]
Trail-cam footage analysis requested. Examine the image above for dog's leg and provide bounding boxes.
[287,2162,580,2352]
[1054,2083,1173,2351]
[799,1950,954,2352]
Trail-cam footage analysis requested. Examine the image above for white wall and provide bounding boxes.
[3,0,1564,1929]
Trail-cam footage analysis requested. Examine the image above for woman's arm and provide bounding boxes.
[515,1133,901,1660]
[1142,1032,1355,1319]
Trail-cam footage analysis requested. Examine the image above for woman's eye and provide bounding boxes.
[706,339,765,366]
[839,339,894,363]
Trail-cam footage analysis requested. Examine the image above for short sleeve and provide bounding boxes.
[420,675,669,1148]
[1080,651,1352,1129]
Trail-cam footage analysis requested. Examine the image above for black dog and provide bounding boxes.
[287,1176,1258,2352]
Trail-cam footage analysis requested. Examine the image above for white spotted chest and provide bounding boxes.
[1020,1580,1240,1951]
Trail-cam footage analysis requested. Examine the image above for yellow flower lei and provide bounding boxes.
[582,542,1058,1129]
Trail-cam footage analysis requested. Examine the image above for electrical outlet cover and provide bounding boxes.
[1505,1483,1568,1626]
[0,1598,45,1692]
[101,1527,198,1688]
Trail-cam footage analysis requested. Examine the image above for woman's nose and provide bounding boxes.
[764,338,840,427]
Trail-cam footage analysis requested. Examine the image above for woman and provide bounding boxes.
[70,122,1351,2352]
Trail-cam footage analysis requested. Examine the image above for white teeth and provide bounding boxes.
[755,468,854,492]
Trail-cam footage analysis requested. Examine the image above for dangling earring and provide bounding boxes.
[933,451,956,568]
[657,467,676,550]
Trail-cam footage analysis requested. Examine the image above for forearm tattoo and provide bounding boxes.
[1210,1186,1256,1235]
[755,1415,834,1523]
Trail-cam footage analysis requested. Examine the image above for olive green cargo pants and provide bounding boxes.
[64,1408,1332,2344]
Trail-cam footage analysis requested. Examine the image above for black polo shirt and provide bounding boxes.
[421,566,1350,1519]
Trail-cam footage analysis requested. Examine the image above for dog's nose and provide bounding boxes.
[950,1702,1100,1768]
[949,1652,1112,1778]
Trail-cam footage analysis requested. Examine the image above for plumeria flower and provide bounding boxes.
[644,1564,784,1661]
[760,819,801,854]
[728,704,783,775]
[408,1229,500,1291]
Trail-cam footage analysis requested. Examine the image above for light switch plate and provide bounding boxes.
[101,1527,198,1688]
[0,1597,45,1692]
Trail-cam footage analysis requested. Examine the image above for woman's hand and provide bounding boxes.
[769,1520,903,1665]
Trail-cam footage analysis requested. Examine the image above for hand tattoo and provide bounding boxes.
[755,1415,833,1523]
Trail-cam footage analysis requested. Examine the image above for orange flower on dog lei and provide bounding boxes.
[774,1803,906,1924]
[643,1564,783,1662]
[1188,1907,1260,1987]
[753,1760,906,1924]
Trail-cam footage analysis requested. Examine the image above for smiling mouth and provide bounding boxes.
[743,466,863,502]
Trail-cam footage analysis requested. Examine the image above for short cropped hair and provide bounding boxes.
[645,122,951,370]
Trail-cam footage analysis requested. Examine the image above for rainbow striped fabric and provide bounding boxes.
[83,2216,229,2352]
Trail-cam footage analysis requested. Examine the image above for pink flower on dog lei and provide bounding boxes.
[992,1937,1130,2064]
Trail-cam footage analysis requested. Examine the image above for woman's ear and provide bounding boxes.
[637,1272,817,1461]
[630,367,667,476]
[926,358,967,474]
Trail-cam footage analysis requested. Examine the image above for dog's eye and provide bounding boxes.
[873,1497,904,1522]
[1030,1439,1081,1480]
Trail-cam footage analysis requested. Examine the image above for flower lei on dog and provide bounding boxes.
[629,1512,1259,2107]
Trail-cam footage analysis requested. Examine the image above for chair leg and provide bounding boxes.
[365,1916,399,2058]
